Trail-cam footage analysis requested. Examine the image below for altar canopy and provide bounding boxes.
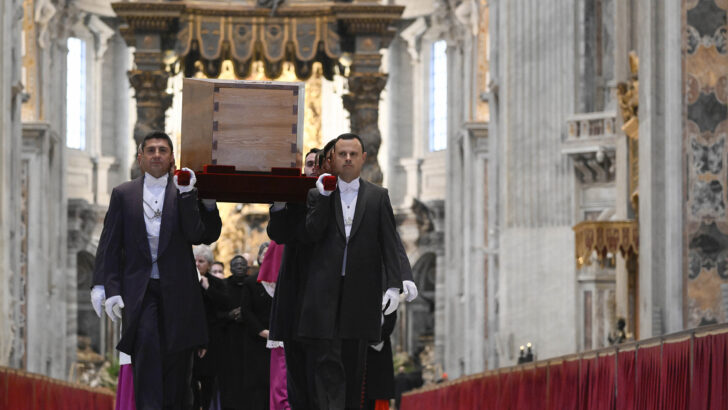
[113,1,404,183]
[174,11,342,80]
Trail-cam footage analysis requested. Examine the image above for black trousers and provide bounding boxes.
[132,279,194,410]
[284,338,318,410]
[310,338,368,410]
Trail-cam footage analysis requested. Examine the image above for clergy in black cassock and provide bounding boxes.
[240,268,273,409]
[219,255,249,410]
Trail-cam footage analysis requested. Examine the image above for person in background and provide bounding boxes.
[210,261,225,279]
[240,242,273,410]
[268,147,321,410]
[318,140,336,175]
[220,255,249,410]
[257,240,288,410]
[360,240,418,410]
[362,312,397,410]
[116,351,136,410]
[194,245,229,410]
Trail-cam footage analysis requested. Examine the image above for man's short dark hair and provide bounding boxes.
[306,148,320,158]
[139,131,174,154]
[334,133,365,153]
[322,139,337,158]
[212,261,224,269]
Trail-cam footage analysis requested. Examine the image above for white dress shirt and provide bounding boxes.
[338,177,360,276]
[143,172,167,279]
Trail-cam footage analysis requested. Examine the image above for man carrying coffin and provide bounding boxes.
[100,131,222,409]
[267,148,322,409]
[302,133,402,409]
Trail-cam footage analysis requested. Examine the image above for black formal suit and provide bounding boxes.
[301,179,402,341]
[101,175,221,409]
[303,179,402,410]
[267,202,318,410]
[268,202,310,341]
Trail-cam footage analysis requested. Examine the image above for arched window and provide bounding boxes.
[429,39,447,151]
[66,37,87,150]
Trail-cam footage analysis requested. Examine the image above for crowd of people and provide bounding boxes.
[90,130,419,410]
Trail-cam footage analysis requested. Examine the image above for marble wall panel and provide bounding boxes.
[685,0,728,327]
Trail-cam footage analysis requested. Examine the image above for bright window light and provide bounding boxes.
[66,37,86,150]
[429,40,448,152]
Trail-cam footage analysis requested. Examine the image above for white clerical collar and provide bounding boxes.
[338,177,360,193]
[144,172,169,188]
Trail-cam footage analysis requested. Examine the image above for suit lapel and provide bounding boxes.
[333,189,346,238]
[134,176,152,261]
[157,179,177,257]
[348,179,367,239]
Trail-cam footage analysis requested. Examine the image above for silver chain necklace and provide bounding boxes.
[142,198,162,219]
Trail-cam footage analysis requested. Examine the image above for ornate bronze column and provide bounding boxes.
[339,6,403,185]
[114,3,181,177]
[343,63,388,184]
[128,35,173,178]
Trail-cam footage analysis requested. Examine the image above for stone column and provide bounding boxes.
[1,0,26,368]
[343,49,388,184]
[128,32,172,178]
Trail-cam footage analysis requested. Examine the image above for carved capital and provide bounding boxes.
[343,71,387,110]
[128,67,172,178]
[343,71,387,184]
[128,69,172,108]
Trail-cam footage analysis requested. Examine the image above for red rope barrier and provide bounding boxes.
[401,325,728,410]
[0,366,115,410]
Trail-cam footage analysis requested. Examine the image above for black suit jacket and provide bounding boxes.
[100,176,222,354]
[301,179,402,341]
[267,202,313,341]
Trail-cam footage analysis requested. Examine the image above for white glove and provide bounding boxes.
[174,167,196,194]
[402,280,418,302]
[271,202,286,212]
[104,295,125,322]
[201,198,216,210]
[316,173,333,197]
[90,285,106,318]
[382,287,400,315]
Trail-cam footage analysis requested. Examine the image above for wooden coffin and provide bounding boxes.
[180,78,305,173]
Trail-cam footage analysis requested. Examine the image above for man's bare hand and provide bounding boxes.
[258,329,270,339]
[198,348,207,358]
[228,307,241,321]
